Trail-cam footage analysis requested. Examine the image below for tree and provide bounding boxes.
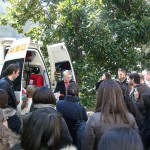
[0,0,150,107]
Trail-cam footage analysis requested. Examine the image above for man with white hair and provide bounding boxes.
[54,70,74,100]
[142,68,150,87]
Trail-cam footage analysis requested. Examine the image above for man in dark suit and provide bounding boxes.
[118,68,128,87]
[54,70,74,100]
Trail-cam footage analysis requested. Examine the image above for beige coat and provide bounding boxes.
[81,112,138,150]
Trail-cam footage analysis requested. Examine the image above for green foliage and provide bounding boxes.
[0,0,150,107]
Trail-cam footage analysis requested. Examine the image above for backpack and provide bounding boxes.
[76,104,86,150]
[141,115,150,148]
[76,120,86,150]
[28,74,44,87]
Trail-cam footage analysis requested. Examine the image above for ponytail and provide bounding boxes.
[1,70,7,78]
[1,64,20,77]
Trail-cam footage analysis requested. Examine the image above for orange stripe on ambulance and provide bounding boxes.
[8,44,27,54]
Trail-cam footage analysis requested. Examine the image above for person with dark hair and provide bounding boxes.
[134,84,150,115]
[98,126,143,150]
[124,95,143,132]
[0,108,19,149]
[0,89,21,134]
[0,63,20,109]
[11,109,64,150]
[117,68,129,99]
[54,70,74,100]
[22,86,72,148]
[140,93,150,150]
[120,75,144,132]
[27,67,44,87]
[122,73,145,127]
[56,82,88,146]
[128,73,141,103]
[81,79,138,150]
[95,72,111,91]
[128,73,141,86]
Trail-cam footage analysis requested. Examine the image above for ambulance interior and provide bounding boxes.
[3,47,50,90]
[54,61,72,82]
[3,46,73,91]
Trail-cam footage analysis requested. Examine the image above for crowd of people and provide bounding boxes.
[0,63,150,150]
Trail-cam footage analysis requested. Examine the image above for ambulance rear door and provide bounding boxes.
[1,37,30,106]
[47,43,75,91]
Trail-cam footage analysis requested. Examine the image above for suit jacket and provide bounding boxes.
[121,78,128,87]
[54,80,74,100]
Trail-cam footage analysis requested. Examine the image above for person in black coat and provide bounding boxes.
[56,82,88,146]
[0,64,20,109]
[118,68,128,88]
[21,86,72,149]
[54,70,74,100]
[141,93,150,150]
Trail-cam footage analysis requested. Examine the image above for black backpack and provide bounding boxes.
[76,104,86,150]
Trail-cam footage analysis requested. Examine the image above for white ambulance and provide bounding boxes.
[0,37,75,112]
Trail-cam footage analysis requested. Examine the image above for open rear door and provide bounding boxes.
[47,43,75,90]
[1,37,30,107]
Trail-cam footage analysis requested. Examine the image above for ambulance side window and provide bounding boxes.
[55,61,71,81]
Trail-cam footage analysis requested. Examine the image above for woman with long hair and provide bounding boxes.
[12,109,62,150]
[19,86,72,149]
[81,79,138,150]
[134,84,149,115]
